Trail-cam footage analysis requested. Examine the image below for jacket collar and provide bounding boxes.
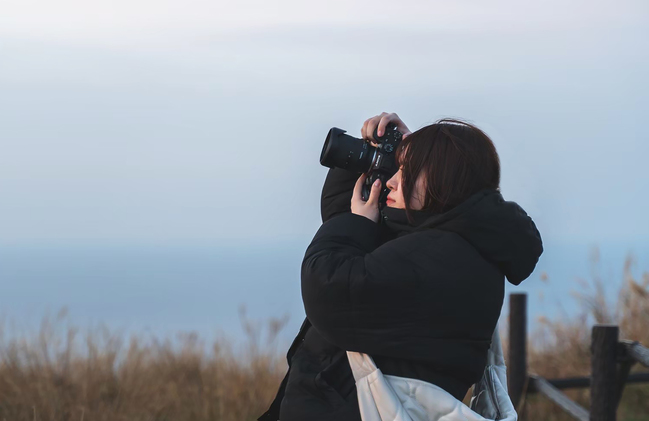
[379,188,543,286]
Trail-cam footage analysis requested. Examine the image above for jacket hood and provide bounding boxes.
[380,188,543,285]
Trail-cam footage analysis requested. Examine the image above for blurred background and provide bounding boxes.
[0,1,647,419]
[2,0,647,342]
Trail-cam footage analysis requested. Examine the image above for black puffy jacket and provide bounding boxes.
[258,167,543,421]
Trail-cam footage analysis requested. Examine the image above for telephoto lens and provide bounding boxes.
[319,127,378,174]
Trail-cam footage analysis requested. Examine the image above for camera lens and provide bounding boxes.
[320,127,377,173]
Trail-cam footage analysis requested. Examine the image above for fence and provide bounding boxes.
[507,293,649,421]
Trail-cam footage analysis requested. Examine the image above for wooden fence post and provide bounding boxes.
[509,293,527,410]
[590,325,619,421]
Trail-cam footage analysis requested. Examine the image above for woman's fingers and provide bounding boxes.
[353,172,366,200]
[363,113,387,140]
[362,112,411,147]
[362,119,378,142]
[353,173,380,204]
[377,113,395,137]
[367,178,381,205]
[351,173,381,223]
[365,112,410,139]
[361,119,379,147]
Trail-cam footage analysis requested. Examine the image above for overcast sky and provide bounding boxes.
[1,0,647,248]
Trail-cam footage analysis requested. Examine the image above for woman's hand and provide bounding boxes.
[351,173,382,223]
[361,112,412,147]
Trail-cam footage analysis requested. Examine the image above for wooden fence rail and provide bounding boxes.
[507,293,649,421]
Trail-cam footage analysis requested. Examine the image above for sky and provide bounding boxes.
[0,0,648,342]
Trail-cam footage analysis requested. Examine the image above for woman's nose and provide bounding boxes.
[386,173,397,191]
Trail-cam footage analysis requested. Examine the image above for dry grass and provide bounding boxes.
[502,248,649,421]
[0,246,647,420]
[0,305,289,421]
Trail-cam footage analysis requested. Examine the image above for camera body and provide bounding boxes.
[320,122,403,208]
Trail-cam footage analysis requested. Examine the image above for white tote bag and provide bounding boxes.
[346,326,517,421]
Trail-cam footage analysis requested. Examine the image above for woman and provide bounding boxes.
[258,112,543,421]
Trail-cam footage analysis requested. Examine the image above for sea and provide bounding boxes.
[0,239,647,353]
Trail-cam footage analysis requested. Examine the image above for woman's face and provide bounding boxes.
[385,166,426,210]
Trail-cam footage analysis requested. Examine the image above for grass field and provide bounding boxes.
[0,249,646,420]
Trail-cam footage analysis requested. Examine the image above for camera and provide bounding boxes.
[320,122,403,207]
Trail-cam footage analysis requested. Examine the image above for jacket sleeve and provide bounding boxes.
[320,167,360,223]
[301,212,428,353]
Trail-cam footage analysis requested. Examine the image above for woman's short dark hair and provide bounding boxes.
[395,117,500,222]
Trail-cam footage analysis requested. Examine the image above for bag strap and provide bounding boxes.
[346,350,380,382]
